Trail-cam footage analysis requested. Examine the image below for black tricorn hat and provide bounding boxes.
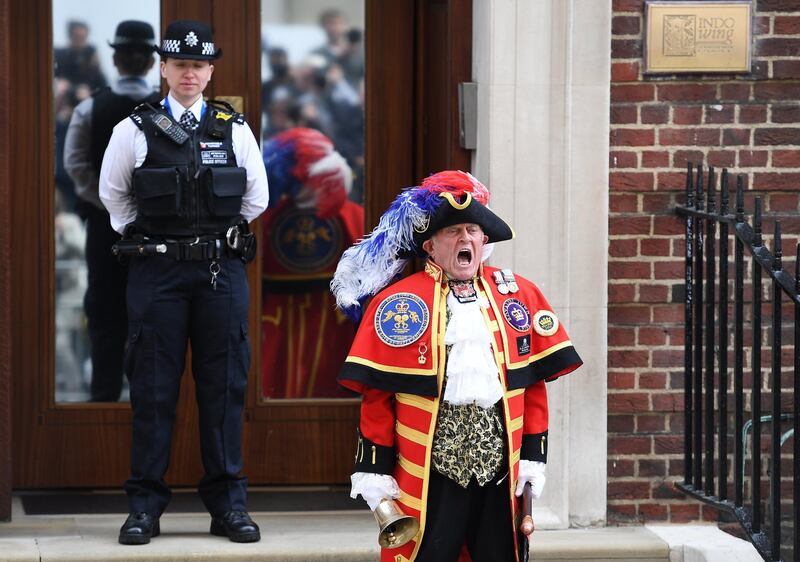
[156,19,222,60]
[412,191,514,253]
[108,20,157,51]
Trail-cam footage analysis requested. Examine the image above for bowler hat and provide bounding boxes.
[108,20,157,51]
[156,20,222,60]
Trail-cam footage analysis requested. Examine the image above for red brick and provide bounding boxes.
[755,128,800,145]
[612,15,640,35]
[612,84,654,103]
[652,392,684,411]
[639,460,667,477]
[609,390,652,412]
[640,105,669,124]
[611,128,655,146]
[672,149,704,168]
[640,239,670,258]
[608,371,636,389]
[639,503,669,521]
[670,504,701,523]
[671,239,686,257]
[652,349,683,367]
[611,39,642,58]
[719,83,750,101]
[610,193,638,212]
[722,128,751,145]
[654,261,684,279]
[768,193,800,212]
[705,104,735,124]
[613,0,643,11]
[609,435,652,455]
[774,15,800,34]
[771,105,800,123]
[657,172,690,192]
[640,373,668,390]
[754,82,800,101]
[701,505,722,522]
[641,150,669,168]
[610,150,638,168]
[610,239,638,258]
[638,414,667,432]
[610,216,650,235]
[612,61,640,82]
[754,15,772,35]
[773,60,800,80]
[739,150,769,167]
[609,283,636,303]
[708,150,736,168]
[653,481,685,499]
[639,284,668,302]
[608,481,651,500]
[608,305,651,324]
[672,106,703,125]
[608,458,635,477]
[641,193,673,213]
[659,128,719,146]
[739,105,767,124]
[756,37,800,57]
[754,172,800,190]
[652,304,683,323]
[653,216,683,235]
[610,171,654,191]
[772,150,800,168]
[658,84,717,102]
[611,105,638,124]
[654,435,682,454]
[608,326,636,346]
[609,261,652,279]
[638,326,668,345]
[608,414,636,433]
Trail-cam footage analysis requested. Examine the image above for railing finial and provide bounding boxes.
[686,161,694,208]
[754,197,763,247]
[720,169,729,215]
[707,166,716,213]
[773,221,782,271]
[735,174,745,223]
[696,163,705,211]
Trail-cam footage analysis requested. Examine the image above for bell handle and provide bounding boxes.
[519,482,534,536]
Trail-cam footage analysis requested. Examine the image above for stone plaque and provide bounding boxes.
[644,1,752,73]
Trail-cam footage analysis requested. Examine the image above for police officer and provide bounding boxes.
[99,20,268,545]
[64,20,160,402]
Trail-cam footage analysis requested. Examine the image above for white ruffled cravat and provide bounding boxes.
[442,291,504,408]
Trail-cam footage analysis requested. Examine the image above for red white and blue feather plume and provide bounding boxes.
[331,171,490,319]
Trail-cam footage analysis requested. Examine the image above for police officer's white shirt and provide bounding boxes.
[64,76,156,210]
[99,93,269,234]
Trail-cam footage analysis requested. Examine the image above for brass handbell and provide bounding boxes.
[374,498,420,548]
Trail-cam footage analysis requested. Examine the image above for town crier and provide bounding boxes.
[331,170,583,562]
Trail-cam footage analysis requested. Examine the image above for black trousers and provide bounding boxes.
[124,255,251,518]
[415,469,516,562]
[83,204,128,401]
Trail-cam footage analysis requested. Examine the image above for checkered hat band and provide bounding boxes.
[201,42,215,55]
[162,39,181,53]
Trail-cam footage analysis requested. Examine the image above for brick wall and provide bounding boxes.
[609,0,800,524]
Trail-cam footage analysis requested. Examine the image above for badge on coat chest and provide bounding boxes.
[199,141,228,165]
[374,293,429,347]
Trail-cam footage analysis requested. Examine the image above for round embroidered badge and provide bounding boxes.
[374,293,430,347]
[502,298,531,332]
[533,310,559,337]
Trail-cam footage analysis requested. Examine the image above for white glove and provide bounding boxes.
[514,460,546,500]
[350,472,401,511]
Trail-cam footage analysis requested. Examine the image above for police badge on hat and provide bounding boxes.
[156,20,222,60]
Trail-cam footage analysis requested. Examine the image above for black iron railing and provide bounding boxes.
[675,163,798,562]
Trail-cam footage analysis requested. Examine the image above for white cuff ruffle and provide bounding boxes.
[350,472,400,511]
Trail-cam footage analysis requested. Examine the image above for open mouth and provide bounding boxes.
[457,249,472,266]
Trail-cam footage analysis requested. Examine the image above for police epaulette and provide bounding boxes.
[207,99,245,124]
[129,112,144,130]
[128,102,156,130]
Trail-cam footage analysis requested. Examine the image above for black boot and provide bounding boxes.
[210,510,261,543]
[119,512,160,545]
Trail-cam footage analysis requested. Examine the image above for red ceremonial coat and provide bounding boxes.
[338,260,582,562]
[261,198,364,398]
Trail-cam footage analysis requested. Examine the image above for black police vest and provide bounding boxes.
[130,102,247,237]
[90,87,160,175]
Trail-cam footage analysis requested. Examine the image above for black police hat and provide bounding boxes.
[108,20,157,51]
[156,20,222,60]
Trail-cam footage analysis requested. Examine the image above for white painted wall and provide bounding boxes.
[473,0,611,528]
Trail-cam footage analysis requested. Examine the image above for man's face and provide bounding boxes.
[422,223,487,281]
[160,58,214,105]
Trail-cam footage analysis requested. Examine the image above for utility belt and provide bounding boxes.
[113,224,257,263]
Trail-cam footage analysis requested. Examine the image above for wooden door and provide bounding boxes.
[9,0,470,489]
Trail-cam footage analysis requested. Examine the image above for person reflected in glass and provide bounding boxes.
[64,20,160,402]
[54,20,107,92]
[260,127,363,398]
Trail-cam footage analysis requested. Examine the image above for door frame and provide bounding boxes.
[0,0,471,509]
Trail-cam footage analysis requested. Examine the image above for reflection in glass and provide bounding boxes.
[260,2,365,399]
[53,2,160,402]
